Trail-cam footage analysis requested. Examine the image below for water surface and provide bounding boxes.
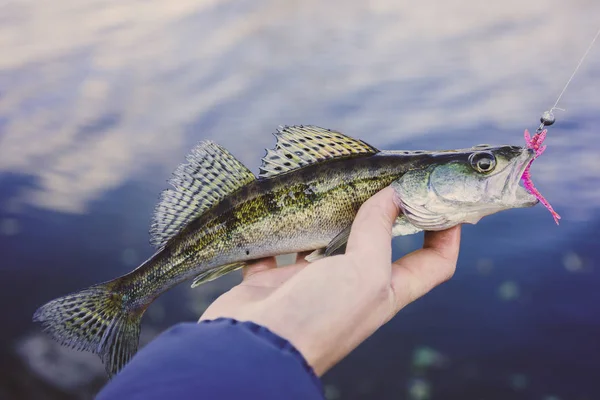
[1,1,599,399]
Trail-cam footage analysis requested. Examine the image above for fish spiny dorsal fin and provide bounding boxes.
[258,125,379,179]
[150,141,255,248]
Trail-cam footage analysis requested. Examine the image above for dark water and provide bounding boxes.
[2,1,600,399]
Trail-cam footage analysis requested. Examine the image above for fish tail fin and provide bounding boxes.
[32,280,145,377]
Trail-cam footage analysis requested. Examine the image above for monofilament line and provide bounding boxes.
[536,26,600,133]
[550,26,600,113]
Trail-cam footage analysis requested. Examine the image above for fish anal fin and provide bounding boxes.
[191,262,247,288]
[258,126,379,179]
[150,142,256,249]
[305,248,326,262]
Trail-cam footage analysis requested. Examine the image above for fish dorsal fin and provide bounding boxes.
[150,141,255,248]
[258,125,379,179]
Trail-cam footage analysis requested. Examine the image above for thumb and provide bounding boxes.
[346,187,400,267]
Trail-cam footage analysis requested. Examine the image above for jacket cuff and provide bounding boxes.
[97,318,324,400]
[201,317,323,393]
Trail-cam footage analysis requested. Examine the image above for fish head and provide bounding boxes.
[391,145,538,230]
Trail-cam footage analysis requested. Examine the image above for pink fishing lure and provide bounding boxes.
[522,129,560,224]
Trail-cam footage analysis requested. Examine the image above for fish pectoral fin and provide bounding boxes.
[191,262,247,288]
[324,226,351,257]
[304,225,352,263]
[258,126,379,179]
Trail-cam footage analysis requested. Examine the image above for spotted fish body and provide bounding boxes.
[33,126,542,377]
[147,152,418,290]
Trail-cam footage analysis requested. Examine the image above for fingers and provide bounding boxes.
[346,187,400,266]
[389,225,461,312]
[242,257,278,280]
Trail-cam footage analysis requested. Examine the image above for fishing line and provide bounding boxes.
[535,26,600,134]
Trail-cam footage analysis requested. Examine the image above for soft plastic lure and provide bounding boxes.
[522,129,560,224]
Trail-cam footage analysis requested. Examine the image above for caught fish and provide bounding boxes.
[33,125,550,377]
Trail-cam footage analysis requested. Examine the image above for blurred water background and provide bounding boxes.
[1,0,600,399]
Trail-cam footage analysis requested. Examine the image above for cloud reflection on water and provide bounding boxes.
[1,0,599,218]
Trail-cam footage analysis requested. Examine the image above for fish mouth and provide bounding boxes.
[508,148,539,207]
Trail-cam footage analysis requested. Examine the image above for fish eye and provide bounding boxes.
[469,151,496,173]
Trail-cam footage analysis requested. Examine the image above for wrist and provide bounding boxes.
[243,288,392,376]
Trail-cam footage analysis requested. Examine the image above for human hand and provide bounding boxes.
[199,187,461,376]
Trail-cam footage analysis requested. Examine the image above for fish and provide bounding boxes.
[32,125,548,377]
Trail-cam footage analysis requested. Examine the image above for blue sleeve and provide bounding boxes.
[96,318,324,400]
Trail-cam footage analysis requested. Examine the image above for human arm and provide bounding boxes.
[96,319,324,400]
